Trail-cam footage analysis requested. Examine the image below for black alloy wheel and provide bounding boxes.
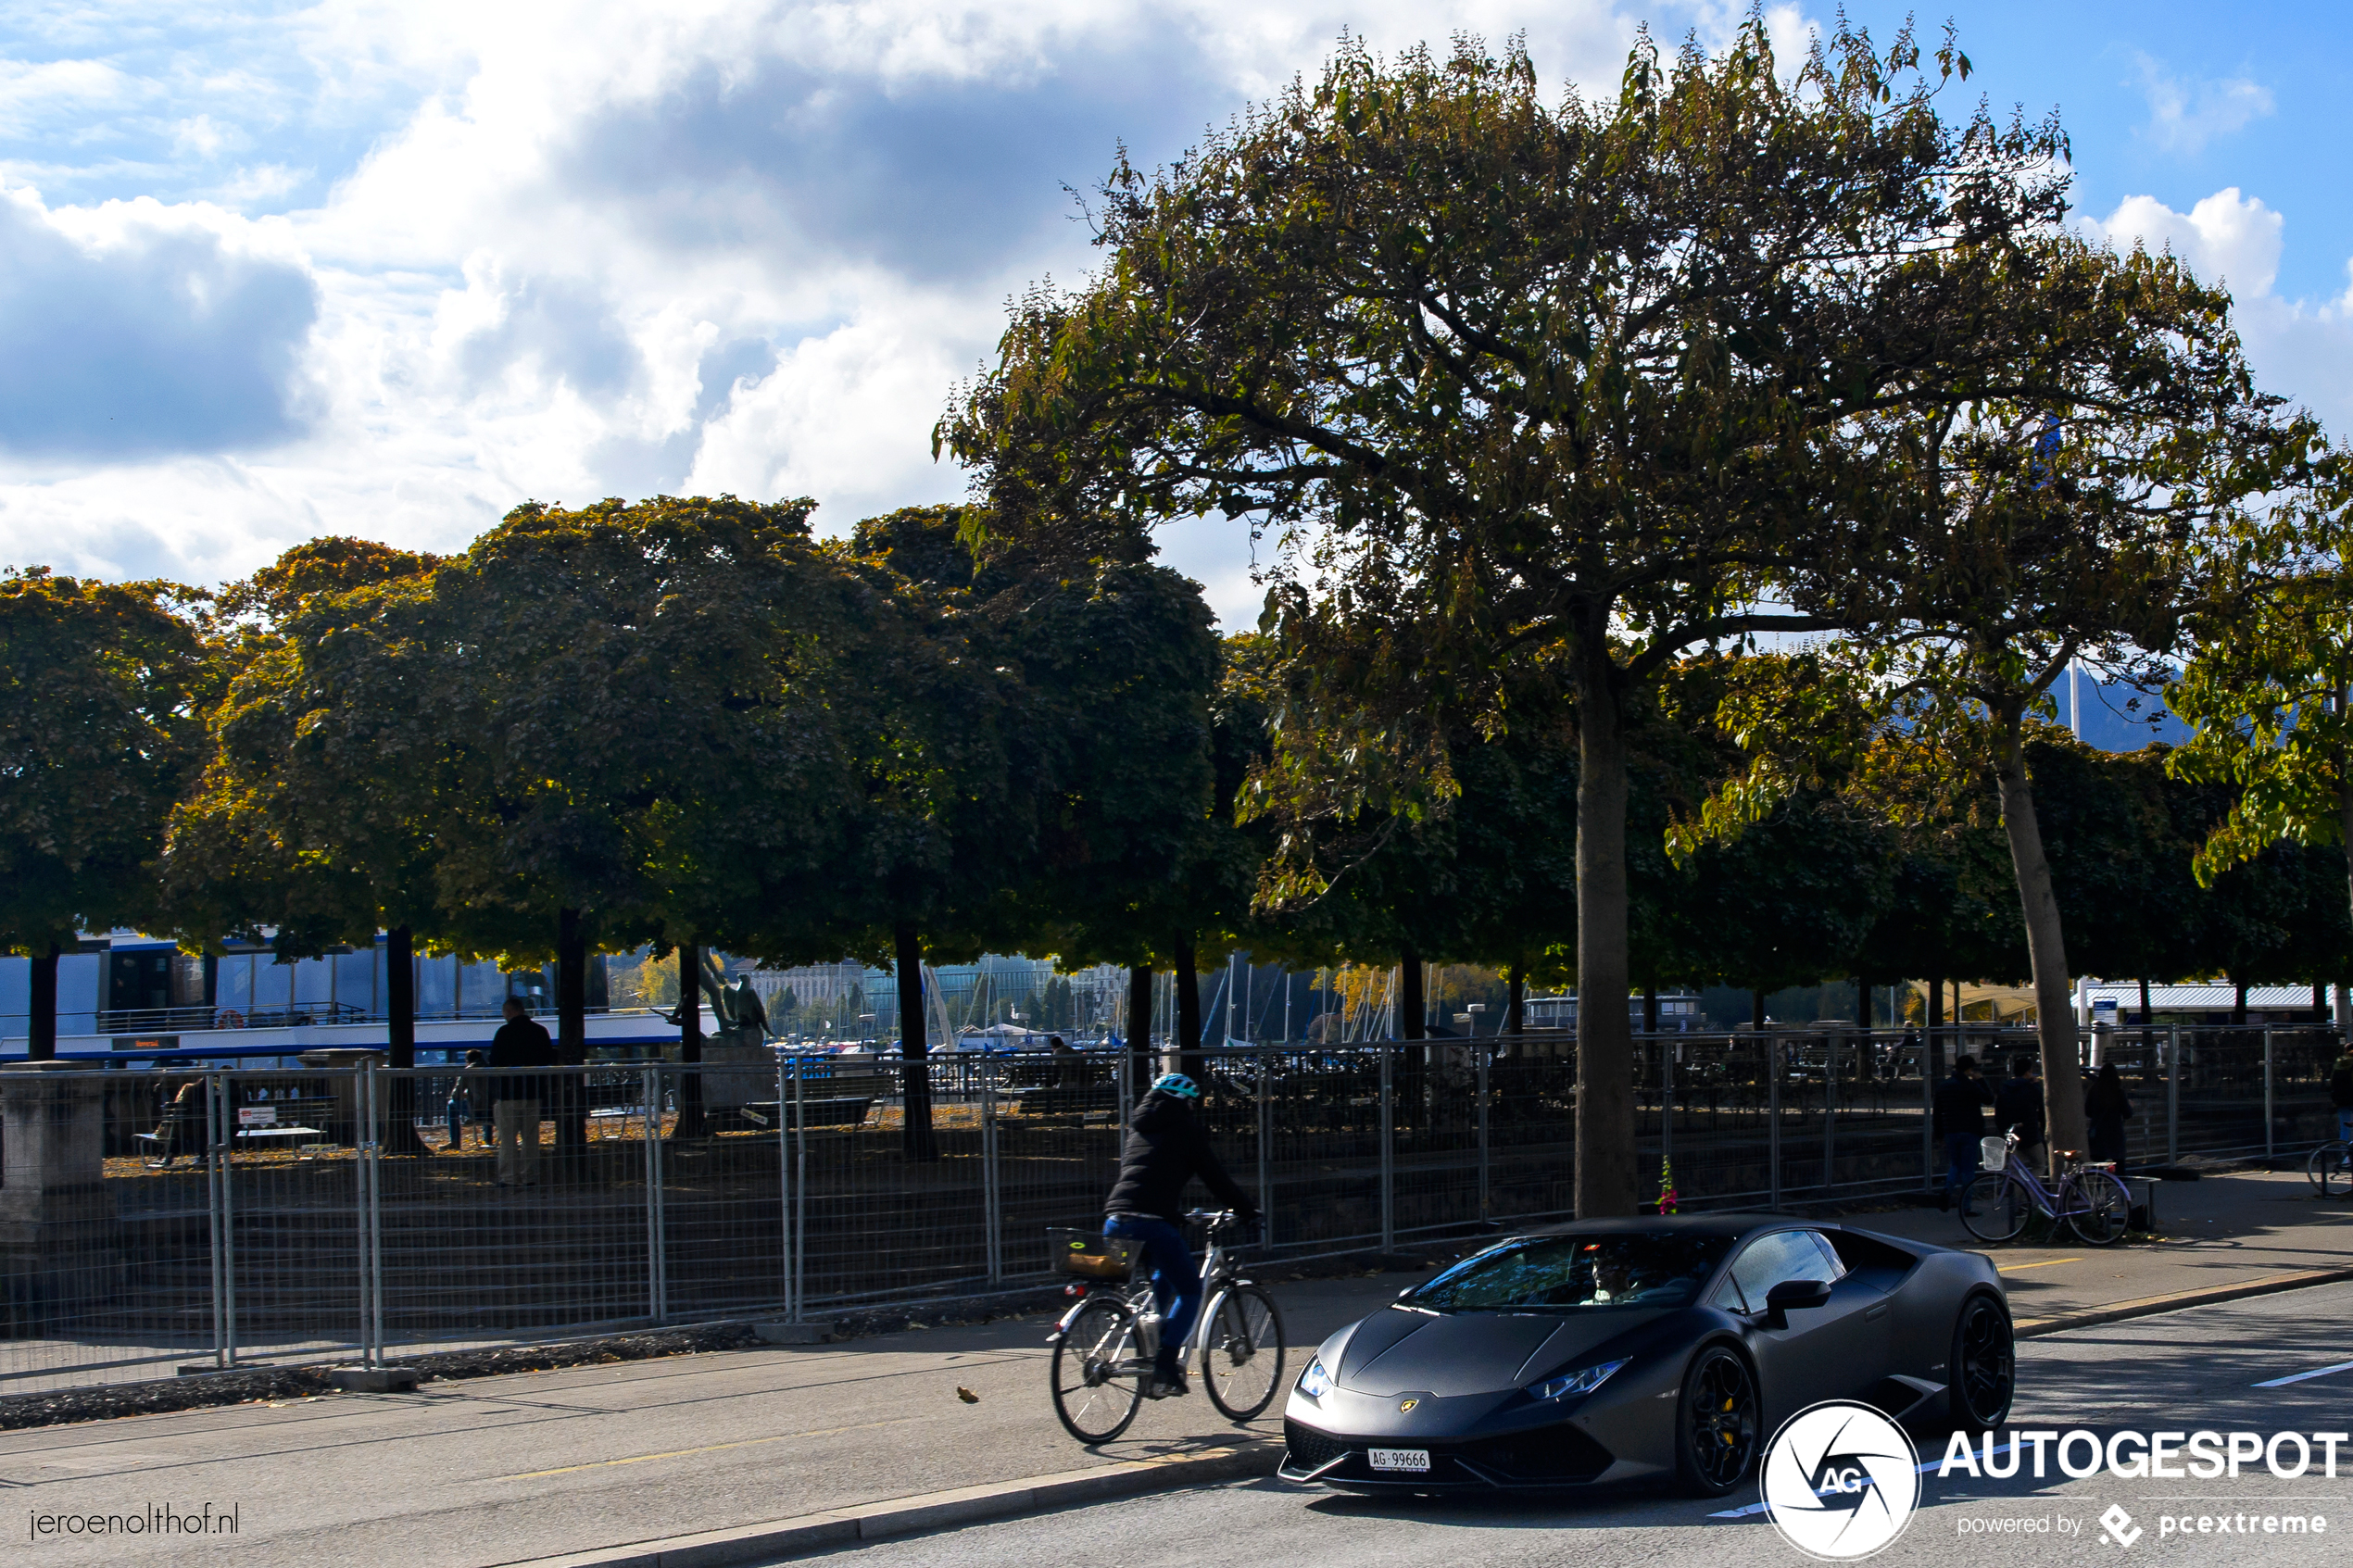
[1677,1346,1760,1497]
[1946,1294,2015,1432]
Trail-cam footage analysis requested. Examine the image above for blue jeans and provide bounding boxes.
[1105,1214,1198,1374]
[447,1096,472,1149]
[2339,1109,2353,1147]
[1944,1133,1982,1195]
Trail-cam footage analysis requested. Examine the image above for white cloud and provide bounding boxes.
[2130,53,2273,155]
[0,0,1785,626]
[2084,189,2353,437]
[2082,186,2283,297]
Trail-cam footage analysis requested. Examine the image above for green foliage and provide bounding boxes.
[0,569,213,954]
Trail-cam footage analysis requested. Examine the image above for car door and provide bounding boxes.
[1722,1229,1891,1421]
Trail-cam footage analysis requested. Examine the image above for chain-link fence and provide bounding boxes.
[4,1022,2341,1396]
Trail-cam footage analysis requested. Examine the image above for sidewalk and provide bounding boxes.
[6,1172,2346,1568]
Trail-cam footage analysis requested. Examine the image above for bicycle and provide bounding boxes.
[1047,1209,1287,1444]
[1958,1129,2135,1247]
[2308,1136,2353,1198]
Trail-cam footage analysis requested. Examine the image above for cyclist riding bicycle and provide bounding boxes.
[1104,1073,1259,1400]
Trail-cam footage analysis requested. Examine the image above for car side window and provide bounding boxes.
[1803,1231,1849,1283]
[1729,1231,1832,1308]
[1708,1274,1750,1313]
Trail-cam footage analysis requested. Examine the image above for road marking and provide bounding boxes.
[1996,1257,2083,1273]
[495,1416,924,1478]
[1710,1442,2018,1518]
[2253,1358,2353,1388]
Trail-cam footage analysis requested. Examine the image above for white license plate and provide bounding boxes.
[1367,1448,1430,1474]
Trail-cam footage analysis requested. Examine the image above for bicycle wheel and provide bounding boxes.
[1957,1172,2031,1243]
[1199,1284,1287,1422]
[2308,1142,2352,1198]
[2065,1169,2133,1247]
[1051,1296,1146,1444]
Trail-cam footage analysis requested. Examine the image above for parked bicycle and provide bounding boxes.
[1047,1209,1286,1443]
[1958,1128,2134,1246]
[2308,1137,2353,1198]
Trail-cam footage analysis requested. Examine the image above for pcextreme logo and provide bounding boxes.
[1759,1401,1922,1561]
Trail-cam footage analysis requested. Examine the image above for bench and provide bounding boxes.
[731,1097,875,1131]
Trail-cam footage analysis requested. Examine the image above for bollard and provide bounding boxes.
[1378,1045,1394,1255]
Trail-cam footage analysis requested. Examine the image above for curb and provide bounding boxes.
[492,1437,1283,1568]
[2014,1265,2353,1338]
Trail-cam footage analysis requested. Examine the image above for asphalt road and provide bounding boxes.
[776,1283,2353,1568]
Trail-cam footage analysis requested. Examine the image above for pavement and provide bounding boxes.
[814,1280,2353,1568]
[6,1169,2348,1568]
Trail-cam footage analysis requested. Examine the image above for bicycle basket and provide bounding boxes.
[1048,1228,1136,1282]
[1979,1135,2009,1171]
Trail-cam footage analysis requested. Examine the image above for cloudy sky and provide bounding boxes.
[4,0,2347,624]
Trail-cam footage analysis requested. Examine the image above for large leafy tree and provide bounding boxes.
[0,570,212,1056]
[1770,238,2324,1160]
[163,539,448,1085]
[942,24,2073,1215]
[2169,470,2353,997]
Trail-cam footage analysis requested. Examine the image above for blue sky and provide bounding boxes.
[3,2,2348,622]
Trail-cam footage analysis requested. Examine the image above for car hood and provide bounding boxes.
[1334,1307,1671,1398]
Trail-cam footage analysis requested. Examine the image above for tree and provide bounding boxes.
[1776,237,2322,1160]
[943,24,2072,1215]
[0,570,210,1056]
[2169,470,2353,990]
[161,538,446,1150]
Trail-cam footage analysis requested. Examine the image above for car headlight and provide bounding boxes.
[1297,1359,1332,1398]
[1526,1358,1630,1401]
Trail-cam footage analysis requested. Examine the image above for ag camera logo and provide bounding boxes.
[1760,1400,1922,1560]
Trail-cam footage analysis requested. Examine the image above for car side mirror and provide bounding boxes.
[1764,1278,1832,1314]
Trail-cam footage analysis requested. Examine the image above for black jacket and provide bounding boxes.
[1994,1076,2045,1141]
[2330,1055,2353,1110]
[1105,1091,1255,1224]
[488,1017,558,1102]
[2085,1075,2134,1125]
[1931,1073,1994,1139]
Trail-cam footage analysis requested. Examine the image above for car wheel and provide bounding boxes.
[1677,1345,1760,1498]
[1946,1293,2014,1432]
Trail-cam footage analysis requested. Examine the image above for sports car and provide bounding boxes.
[1279,1214,2012,1497]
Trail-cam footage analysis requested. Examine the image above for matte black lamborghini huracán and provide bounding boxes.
[1280,1215,2013,1497]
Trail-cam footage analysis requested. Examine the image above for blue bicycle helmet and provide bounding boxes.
[1151,1072,1202,1099]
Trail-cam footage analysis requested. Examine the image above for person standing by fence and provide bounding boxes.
[488,998,556,1187]
[1932,1055,1994,1210]
[2085,1061,2134,1168]
[2329,1042,2353,1148]
[1995,1054,2046,1174]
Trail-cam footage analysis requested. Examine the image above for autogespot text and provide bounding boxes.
[1938,1428,2351,1481]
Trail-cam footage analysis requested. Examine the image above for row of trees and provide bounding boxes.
[937,22,2353,1206]
[4,24,2348,1204]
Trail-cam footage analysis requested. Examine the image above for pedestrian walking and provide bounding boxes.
[446,1048,484,1152]
[488,998,557,1187]
[1931,1054,1995,1210]
[2085,1061,2134,1168]
[1994,1054,2046,1174]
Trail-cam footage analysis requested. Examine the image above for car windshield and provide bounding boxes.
[1404,1233,1733,1312]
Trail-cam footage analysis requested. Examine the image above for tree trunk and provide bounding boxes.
[1173,933,1202,1079]
[382,926,430,1156]
[1751,989,1767,1029]
[1399,953,1426,1040]
[1505,962,1526,1039]
[673,939,706,1139]
[1993,709,2088,1161]
[896,924,937,1160]
[1572,626,1637,1219]
[1126,964,1153,1105]
[2232,980,2248,1028]
[1642,986,1659,1034]
[553,908,589,1155]
[28,941,57,1060]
